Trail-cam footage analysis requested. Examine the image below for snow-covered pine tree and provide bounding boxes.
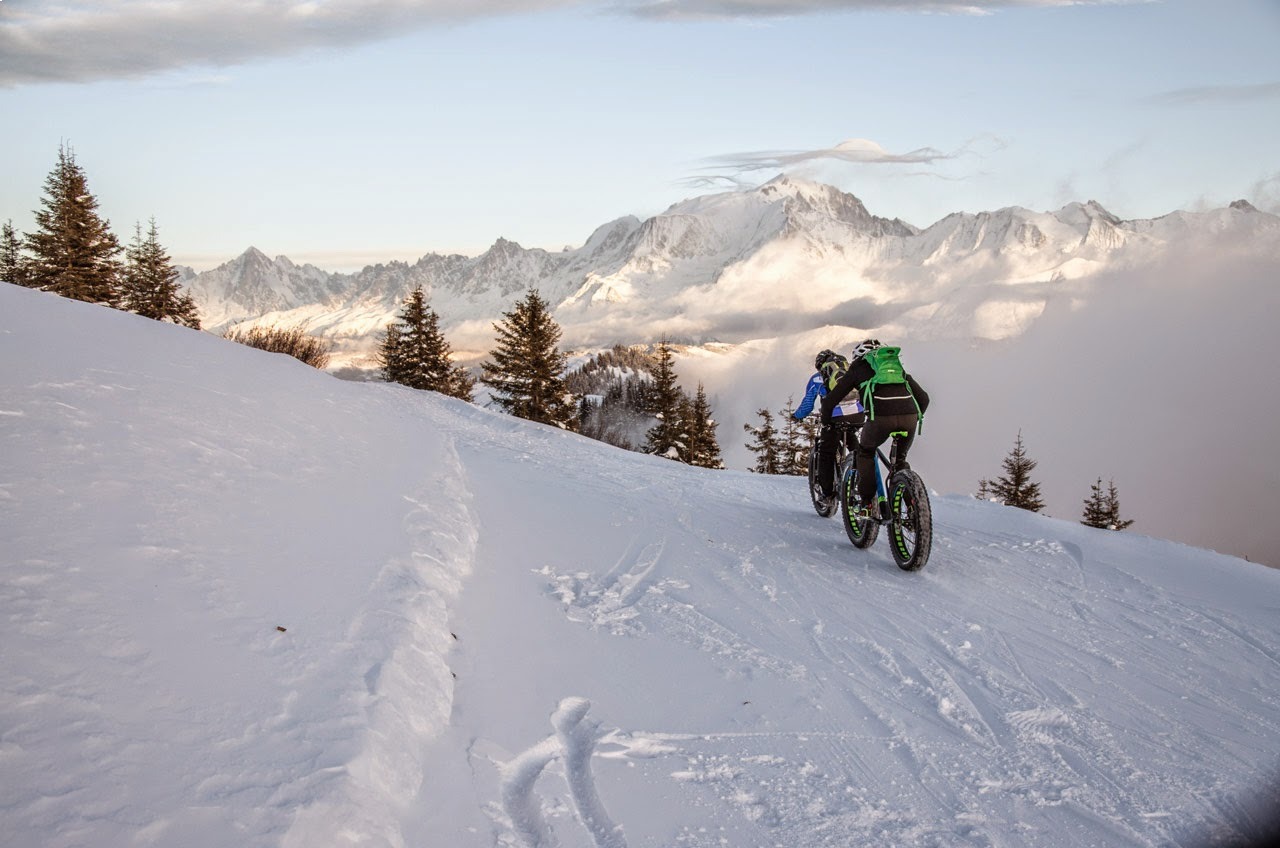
[121,219,200,328]
[480,289,575,427]
[643,340,687,460]
[987,430,1046,512]
[685,383,724,469]
[1,220,29,287]
[379,285,473,400]
[24,145,122,305]
[744,408,783,474]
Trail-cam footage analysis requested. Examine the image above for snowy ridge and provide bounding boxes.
[179,179,1280,364]
[2,283,1279,848]
[282,435,479,848]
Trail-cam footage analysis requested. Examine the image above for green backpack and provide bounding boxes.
[860,346,923,431]
[820,354,849,390]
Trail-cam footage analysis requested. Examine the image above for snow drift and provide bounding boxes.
[2,283,1278,848]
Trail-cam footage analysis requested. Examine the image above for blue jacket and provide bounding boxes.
[794,372,864,421]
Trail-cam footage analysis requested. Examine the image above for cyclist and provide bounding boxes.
[795,349,865,509]
[821,339,930,519]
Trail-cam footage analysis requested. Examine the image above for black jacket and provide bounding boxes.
[820,356,929,424]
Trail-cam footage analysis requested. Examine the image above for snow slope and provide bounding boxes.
[2,283,1279,848]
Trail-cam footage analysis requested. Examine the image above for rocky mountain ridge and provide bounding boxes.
[179,175,1279,368]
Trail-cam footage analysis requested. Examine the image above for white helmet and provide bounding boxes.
[851,338,882,360]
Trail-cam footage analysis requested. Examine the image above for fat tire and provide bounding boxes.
[888,470,932,571]
[840,463,878,548]
[808,439,835,517]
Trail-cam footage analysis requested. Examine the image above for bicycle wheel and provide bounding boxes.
[887,470,932,571]
[840,461,878,548]
[808,438,835,517]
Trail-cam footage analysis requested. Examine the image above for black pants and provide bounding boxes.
[817,417,862,496]
[855,413,918,504]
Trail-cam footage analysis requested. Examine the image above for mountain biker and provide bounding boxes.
[820,339,930,519]
[795,349,865,508]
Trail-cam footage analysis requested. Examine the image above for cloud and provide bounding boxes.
[620,0,1142,21]
[1144,81,1280,107]
[683,137,986,190]
[0,0,1156,86]
[1252,173,1280,215]
[0,0,583,86]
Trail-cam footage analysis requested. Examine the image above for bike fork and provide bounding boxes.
[871,461,886,520]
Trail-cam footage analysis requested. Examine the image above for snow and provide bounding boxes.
[3,282,1279,848]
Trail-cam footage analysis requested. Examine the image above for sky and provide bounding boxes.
[4,280,1280,847]
[2,0,1279,272]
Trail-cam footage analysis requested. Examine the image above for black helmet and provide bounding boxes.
[814,349,838,371]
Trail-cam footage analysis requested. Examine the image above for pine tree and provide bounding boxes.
[776,397,810,476]
[743,408,783,474]
[643,340,688,460]
[376,322,404,382]
[379,286,473,400]
[1083,478,1135,530]
[685,383,724,469]
[1,219,29,287]
[1081,478,1111,529]
[121,219,200,328]
[480,289,576,427]
[1105,480,1134,530]
[987,430,1046,512]
[24,144,122,305]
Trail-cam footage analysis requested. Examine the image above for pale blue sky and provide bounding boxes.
[2,0,1278,271]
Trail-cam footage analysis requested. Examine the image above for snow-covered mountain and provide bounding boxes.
[182,177,1280,366]
[4,282,1280,848]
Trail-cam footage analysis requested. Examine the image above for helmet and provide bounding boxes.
[814,349,838,371]
[851,338,882,360]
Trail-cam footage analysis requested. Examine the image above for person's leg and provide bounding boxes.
[855,420,887,506]
[816,424,839,497]
[886,414,918,471]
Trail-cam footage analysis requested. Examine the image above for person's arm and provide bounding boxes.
[794,375,821,419]
[906,373,929,414]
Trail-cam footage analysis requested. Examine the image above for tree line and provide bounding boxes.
[2,145,200,328]
[376,286,725,470]
[3,146,726,470]
[746,409,1133,531]
[976,430,1134,530]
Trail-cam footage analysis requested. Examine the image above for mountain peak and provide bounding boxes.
[756,175,917,237]
[758,174,852,203]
